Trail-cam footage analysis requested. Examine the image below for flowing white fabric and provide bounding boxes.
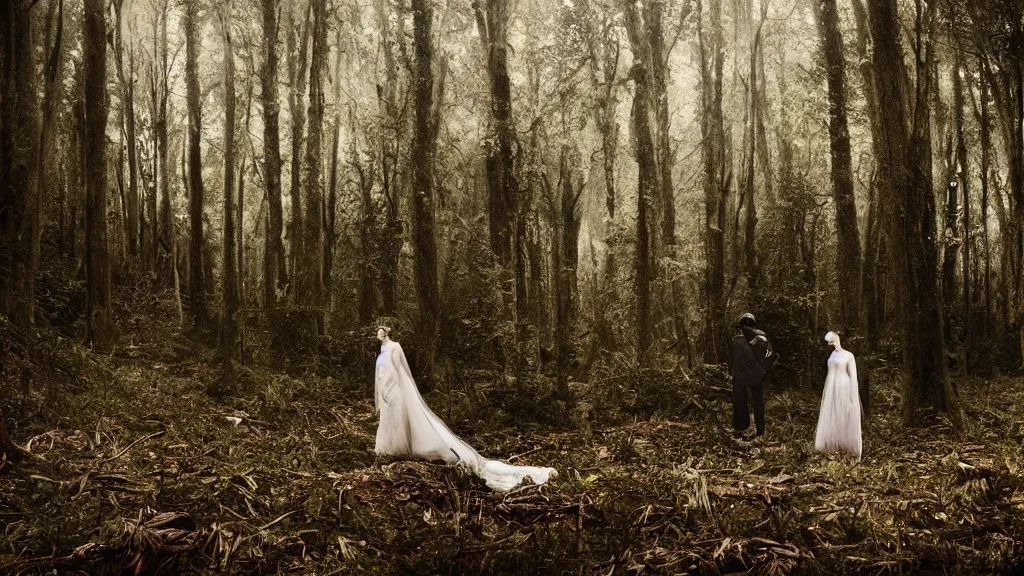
[374,339,557,491]
[814,349,863,459]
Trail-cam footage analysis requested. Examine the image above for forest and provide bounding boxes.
[1,0,1023,573]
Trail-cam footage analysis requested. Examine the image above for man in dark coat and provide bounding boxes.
[730,313,778,437]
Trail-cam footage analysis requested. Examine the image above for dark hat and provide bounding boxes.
[738,313,757,327]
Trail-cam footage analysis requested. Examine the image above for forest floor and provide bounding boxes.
[1,290,1023,575]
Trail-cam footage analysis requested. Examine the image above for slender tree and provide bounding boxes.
[815,0,861,333]
[113,0,141,262]
[953,57,971,370]
[299,0,327,309]
[648,0,679,249]
[84,0,113,350]
[219,0,239,393]
[287,0,312,294]
[30,0,65,325]
[975,57,994,337]
[621,0,658,362]
[261,0,286,307]
[184,1,208,325]
[411,0,442,385]
[325,28,343,311]
[698,0,728,362]
[553,149,584,398]
[155,0,172,269]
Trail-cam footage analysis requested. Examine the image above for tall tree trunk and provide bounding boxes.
[84,0,113,351]
[953,57,970,371]
[157,0,171,270]
[474,0,526,365]
[261,0,286,307]
[743,15,762,289]
[220,3,239,393]
[582,5,620,353]
[32,0,65,324]
[0,1,39,328]
[554,151,583,399]
[299,0,327,310]
[412,0,442,387]
[324,28,342,312]
[648,0,675,249]
[621,0,657,363]
[867,0,957,422]
[473,0,518,269]
[816,0,861,334]
[976,58,994,338]
[698,0,727,363]
[287,0,312,299]
[114,0,140,263]
[375,0,406,318]
[184,2,208,326]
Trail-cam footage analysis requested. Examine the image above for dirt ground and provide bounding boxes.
[1,294,1022,575]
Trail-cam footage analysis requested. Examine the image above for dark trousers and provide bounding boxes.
[732,383,765,436]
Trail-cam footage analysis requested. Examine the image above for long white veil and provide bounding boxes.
[374,340,557,491]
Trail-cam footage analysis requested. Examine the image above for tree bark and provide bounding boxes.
[743,15,762,289]
[473,0,519,270]
[816,0,862,334]
[113,0,140,263]
[953,57,970,371]
[698,0,727,363]
[325,28,343,312]
[621,0,658,363]
[156,0,172,271]
[220,3,239,393]
[84,0,113,351]
[411,0,442,387]
[648,0,675,248]
[299,0,327,309]
[0,1,39,329]
[867,0,957,421]
[184,1,208,326]
[554,151,583,399]
[976,58,994,337]
[32,0,65,324]
[261,0,286,307]
[287,0,312,299]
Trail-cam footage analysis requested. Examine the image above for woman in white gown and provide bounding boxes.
[373,327,557,491]
[814,331,862,459]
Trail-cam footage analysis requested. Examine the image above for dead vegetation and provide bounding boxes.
[1,294,1023,575]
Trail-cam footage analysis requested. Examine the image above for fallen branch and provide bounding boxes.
[102,430,166,463]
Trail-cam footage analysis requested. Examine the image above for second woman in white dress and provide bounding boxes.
[373,327,557,491]
[814,331,863,459]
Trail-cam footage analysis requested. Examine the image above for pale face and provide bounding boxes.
[377,328,388,342]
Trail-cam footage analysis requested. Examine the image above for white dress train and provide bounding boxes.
[814,349,863,459]
[374,340,557,491]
